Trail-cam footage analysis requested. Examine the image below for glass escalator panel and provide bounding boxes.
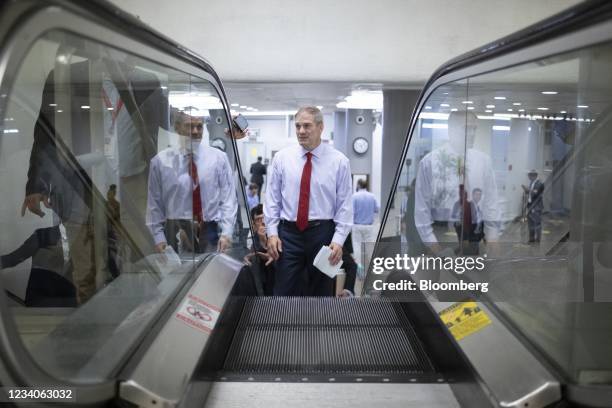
[0,28,245,383]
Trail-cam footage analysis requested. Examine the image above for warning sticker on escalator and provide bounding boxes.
[175,294,221,333]
[438,301,491,341]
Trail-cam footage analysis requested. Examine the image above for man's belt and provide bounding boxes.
[280,219,333,229]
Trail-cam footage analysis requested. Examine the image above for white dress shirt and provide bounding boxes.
[146,143,237,245]
[414,143,499,243]
[264,143,353,245]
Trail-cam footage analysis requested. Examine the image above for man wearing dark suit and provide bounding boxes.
[522,169,545,243]
[250,156,266,200]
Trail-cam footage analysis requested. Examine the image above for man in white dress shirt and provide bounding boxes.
[265,106,353,296]
[414,111,499,254]
[146,112,237,254]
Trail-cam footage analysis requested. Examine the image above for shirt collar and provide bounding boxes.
[300,142,324,158]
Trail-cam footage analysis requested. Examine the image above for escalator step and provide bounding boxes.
[222,297,436,377]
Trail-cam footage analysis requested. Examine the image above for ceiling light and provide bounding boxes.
[467,106,475,110]
[316,105,323,110]
[560,110,567,114]
[49,103,57,107]
[485,110,492,113]
[443,92,449,95]
[425,106,432,110]
[541,91,558,95]
[493,125,511,131]
[537,107,549,111]
[3,129,19,134]
[450,108,458,112]
[513,102,521,106]
[57,110,63,113]
[81,105,90,109]
[518,109,525,112]
[577,105,589,108]
[336,90,383,109]
[494,96,506,100]
[507,109,513,112]
[240,110,299,116]
[486,105,495,109]
[240,105,247,109]
[169,92,223,111]
[231,103,239,107]
[419,112,449,120]
[440,103,450,107]
[422,123,448,129]
[160,86,168,90]
[461,101,473,104]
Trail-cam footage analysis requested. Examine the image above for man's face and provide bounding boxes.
[176,115,204,139]
[472,190,482,203]
[528,173,537,182]
[253,213,265,235]
[295,112,323,150]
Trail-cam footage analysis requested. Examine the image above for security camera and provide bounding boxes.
[355,115,365,124]
[215,116,223,124]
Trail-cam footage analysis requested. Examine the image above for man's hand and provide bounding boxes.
[243,252,255,266]
[155,242,168,264]
[257,251,274,266]
[328,242,343,266]
[224,116,247,140]
[217,235,231,252]
[21,193,51,217]
[155,242,167,253]
[337,289,354,298]
[267,235,282,261]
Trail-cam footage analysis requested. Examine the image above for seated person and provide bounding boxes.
[338,232,357,297]
[243,204,274,295]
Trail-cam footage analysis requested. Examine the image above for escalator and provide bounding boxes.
[0,0,611,408]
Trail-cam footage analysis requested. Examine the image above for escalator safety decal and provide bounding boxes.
[175,293,221,333]
[439,301,491,341]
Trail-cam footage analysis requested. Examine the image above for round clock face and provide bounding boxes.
[211,137,227,152]
[352,137,369,154]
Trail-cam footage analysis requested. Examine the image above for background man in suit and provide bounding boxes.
[250,156,266,200]
[265,106,352,296]
[522,169,544,243]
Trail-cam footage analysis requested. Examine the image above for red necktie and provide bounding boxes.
[190,157,203,222]
[296,152,313,231]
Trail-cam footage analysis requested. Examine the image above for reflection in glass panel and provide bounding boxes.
[463,42,612,385]
[0,30,233,382]
[373,40,612,386]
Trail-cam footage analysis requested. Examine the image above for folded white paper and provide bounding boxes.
[313,245,343,278]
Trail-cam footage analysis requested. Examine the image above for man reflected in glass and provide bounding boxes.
[414,111,499,255]
[146,110,237,256]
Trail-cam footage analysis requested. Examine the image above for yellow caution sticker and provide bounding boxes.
[438,301,491,341]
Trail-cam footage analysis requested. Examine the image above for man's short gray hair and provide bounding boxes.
[295,106,323,124]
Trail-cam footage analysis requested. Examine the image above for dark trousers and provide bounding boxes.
[528,210,542,242]
[164,220,219,253]
[274,220,335,296]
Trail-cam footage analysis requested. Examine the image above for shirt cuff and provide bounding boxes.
[267,219,279,237]
[154,230,166,246]
[331,231,348,247]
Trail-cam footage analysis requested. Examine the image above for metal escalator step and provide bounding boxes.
[222,297,437,379]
